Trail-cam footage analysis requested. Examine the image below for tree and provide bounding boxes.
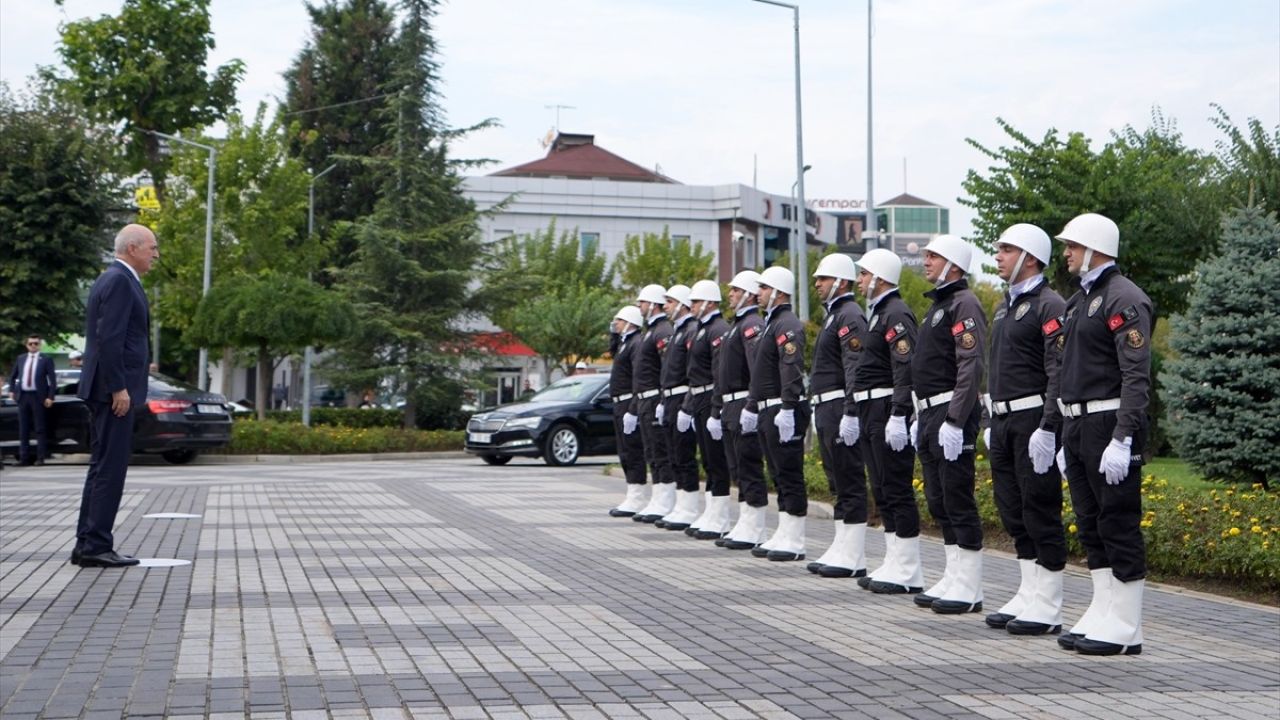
[51,0,244,200]
[0,80,116,356]
[510,284,618,382]
[187,273,353,420]
[611,228,716,295]
[1211,104,1280,212]
[1162,207,1280,487]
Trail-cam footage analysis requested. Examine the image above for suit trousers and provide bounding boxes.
[857,397,919,537]
[613,401,648,485]
[722,399,766,507]
[1063,412,1146,581]
[694,403,730,496]
[917,402,983,550]
[76,399,137,555]
[815,400,867,524]
[637,396,671,485]
[663,395,700,492]
[990,408,1067,571]
[759,403,810,516]
[17,393,49,461]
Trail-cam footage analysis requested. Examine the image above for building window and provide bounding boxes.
[580,232,600,255]
[939,209,950,233]
[672,234,690,243]
[494,228,515,242]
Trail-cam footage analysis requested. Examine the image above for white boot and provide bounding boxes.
[697,496,734,539]
[860,531,896,589]
[870,534,923,594]
[818,523,867,578]
[717,501,749,545]
[808,522,846,573]
[914,544,958,606]
[660,490,702,530]
[987,559,1037,628]
[687,491,715,535]
[1076,578,1143,655]
[751,510,784,557]
[634,483,676,523]
[766,513,806,561]
[724,505,767,549]
[1059,568,1114,650]
[1008,568,1064,635]
[932,547,984,614]
[609,483,649,517]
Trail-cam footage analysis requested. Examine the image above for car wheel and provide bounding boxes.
[480,454,512,466]
[543,423,581,466]
[162,449,199,465]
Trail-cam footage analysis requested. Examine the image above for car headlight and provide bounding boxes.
[501,416,542,430]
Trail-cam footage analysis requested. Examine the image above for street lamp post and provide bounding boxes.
[302,163,338,427]
[752,0,809,316]
[790,164,812,310]
[148,130,216,389]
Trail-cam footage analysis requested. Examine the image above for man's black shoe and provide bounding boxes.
[818,566,867,579]
[69,548,82,566]
[857,576,873,589]
[985,612,1015,629]
[722,539,757,550]
[1057,632,1083,651]
[78,551,140,568]
[1074,637,1142,656]
[1006,619,1061,636]
[18,458,34,466]
[608,508,637,517]
[913,592,939,607]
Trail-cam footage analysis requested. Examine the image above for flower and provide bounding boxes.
[1253,526,1263,534]
[1229,527,1242,537]
[1068,523,1078,534]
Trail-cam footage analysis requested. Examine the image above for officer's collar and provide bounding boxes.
[735,305,758,318]
[925,277,968,302]
[765,303,792,323]
[673,313,695,329]
[1080,261,1117,294]
[825,293,855,312]
[1006,273,1045,305]
[699,310,722,325]
[647,312,668,327]
[867,287,899,312]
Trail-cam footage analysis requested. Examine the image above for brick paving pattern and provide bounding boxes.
[1,457,1277,719]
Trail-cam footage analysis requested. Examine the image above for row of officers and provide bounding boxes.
[606,212,1151,658]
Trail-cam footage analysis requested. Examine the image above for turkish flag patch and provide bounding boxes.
[711,337,722,347]
[838,325,851,338]
[1107,314,1126,331]
[743,326,758,338]
[657,338,668,349]
[776,333,788,346]
[951,317,976,336]
[1042,317,1061,336]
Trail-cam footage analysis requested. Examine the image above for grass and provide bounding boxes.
[1145,456,1215,491]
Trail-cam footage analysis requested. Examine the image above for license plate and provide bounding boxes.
[469,432,491,444]
[198,404,224,414]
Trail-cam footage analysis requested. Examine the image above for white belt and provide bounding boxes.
[811,389,845,405]
[722,391,749,403]
[1058,398,1122,418]
[611,393,633,402]
[984,393,1045,416]
[663,385,689,398]
[913,391,954,413]
[759,397,783,410]
[852,387,894,402]
[637,389,660,399]
[690,383,714,396]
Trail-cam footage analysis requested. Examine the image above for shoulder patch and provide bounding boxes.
[776,333,788,346]
[743,326,758,339]
[711,336,723,348]
[1121,304,1139,322]
[656,337,668,350]
[895,339,911,355]
[838,325,851,338]
[1125,329,1145,348]
[951,317,976,336]
[1107,313,1126,332]
[885,322,906,343]
[1042,317,1063,336]
[958,332,977,350]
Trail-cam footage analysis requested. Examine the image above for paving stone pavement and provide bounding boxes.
[1,457,1277,720]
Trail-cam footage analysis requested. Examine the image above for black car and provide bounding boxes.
[1,373,233,465]
[464,373,616,466]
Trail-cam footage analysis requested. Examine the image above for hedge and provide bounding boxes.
[263,407,404,429]
[222,419,463,454]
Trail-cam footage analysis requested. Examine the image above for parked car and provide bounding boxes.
[1,373,234,465]
[464,373,616,466]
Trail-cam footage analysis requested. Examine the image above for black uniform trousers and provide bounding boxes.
[723,399,766,507]
[663,394,699,492]
[815,400,867,523]
[989,408,1067,571]
[858,397,919,537]
[759,403,810,516]
[76,400,137,555]
[613,400,648,485]
[917,402,983,550]
[694,402,730,496]
[637,396,672,485]
[1062,411,1146,581]
[17,393,50,462]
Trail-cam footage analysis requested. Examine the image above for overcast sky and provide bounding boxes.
[3,0,1278,241]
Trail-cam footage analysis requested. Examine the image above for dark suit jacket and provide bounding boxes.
[8,353,56,400]
[79,261,150,406]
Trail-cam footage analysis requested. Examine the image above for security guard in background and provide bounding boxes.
[719,271,770,550]
[984,224,1069,636]
[629,284,676,523]
[746,266,810,562]
[681,280,734,540]
[656,284,702,531]
[1054,213,1152,657]
[910,235,988,615]
[609,306,652,517]
[806,254,870,578]
[855,250,924,596]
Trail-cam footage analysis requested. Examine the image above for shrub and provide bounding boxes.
[264,407,403,428]
[222,419,463,454]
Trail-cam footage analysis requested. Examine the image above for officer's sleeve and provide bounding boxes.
[1107,287,1153,442]
[744,324,762,413]
[839,309,867,416]
[946,294,986,427]
[709,333,724,418]
[630,336,645,395]
[780,324,806,408]
[888,311,916,417]
[1038,293,1068,432]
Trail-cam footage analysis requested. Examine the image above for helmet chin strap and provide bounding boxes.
[1078,248,1095,276]
[823,280,839,305]
[935,261,954,287]
[735,292,754,314]
[1008,250,1028,286]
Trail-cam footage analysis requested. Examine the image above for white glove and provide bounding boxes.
[1100,436,1133,485]
[885,415,909,452]
[740,408,758,434]
[839,415,860,446]
[1056,447,1067,475]
[775,408,796,442]
[707,415,723,440]
[655,403,666,426]
[938,421,964,462]
[910,420,920,449]
[623,412,638,435]
[676,409,694,433]
[982,427,991,452]
[1028,428,1057,475]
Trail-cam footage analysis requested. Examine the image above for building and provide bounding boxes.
[872,192,951,266]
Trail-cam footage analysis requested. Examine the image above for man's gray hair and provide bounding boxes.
[114,224,152,255]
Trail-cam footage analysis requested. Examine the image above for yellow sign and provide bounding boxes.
[135,185,160,211]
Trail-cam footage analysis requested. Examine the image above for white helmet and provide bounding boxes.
[614,305,643,328]
[855,249,902,285]
[689,279,722,302]
[1056,213,1119,257]
[665,284,692,308]
[813,252,858,282]
[757,266,796,297]
[923,234,973,276]
[636,283,667,305]
[997,223,1052,265]
[729,270,760,295]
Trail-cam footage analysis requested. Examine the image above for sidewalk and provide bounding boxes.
[1,457,1277,719]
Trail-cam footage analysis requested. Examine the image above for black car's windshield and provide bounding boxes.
[529,375,606,403]
[148,373,201,393]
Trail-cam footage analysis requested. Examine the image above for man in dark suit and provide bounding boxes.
[9,334,57,465]
[73,224,158,569]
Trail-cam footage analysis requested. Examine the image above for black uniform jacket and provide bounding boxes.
[809,294,865,417]
[683,311,731,414]
[632,314,672,395]
[749,303,807,412]
[989,278,1067,432]
[856,289,918,418]
[661,314,697,390]
[715,307,764,419]
[912,279,987,426]
[610,329,640,400]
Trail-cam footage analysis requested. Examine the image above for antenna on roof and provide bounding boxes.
[539,127,555,149]
[544,104,576,132]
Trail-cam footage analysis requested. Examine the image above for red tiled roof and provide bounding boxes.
[473,332,538,357]
[880,192,941,207]
[491,133,677,184]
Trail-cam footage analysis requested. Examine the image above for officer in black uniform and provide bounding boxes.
[609,305,651,517]
[1054,213,1152,657]
[747,266,810,562]
[984,224,1069,636]
[681,280,733,539]
[805,253,870,578]
[630,284,676,523]
[656,284,702,531]
[910,234,987,615]
[719,271,770,550]
[854,250,924,595]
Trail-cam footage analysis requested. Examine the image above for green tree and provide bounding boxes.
[510,284,618,382]
[0,80,115,355]
[187,273,353,420]
[612,228,716,295]
[1162,207,1280,487]
[51,0,244,200]
[1211,104,1280,212]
